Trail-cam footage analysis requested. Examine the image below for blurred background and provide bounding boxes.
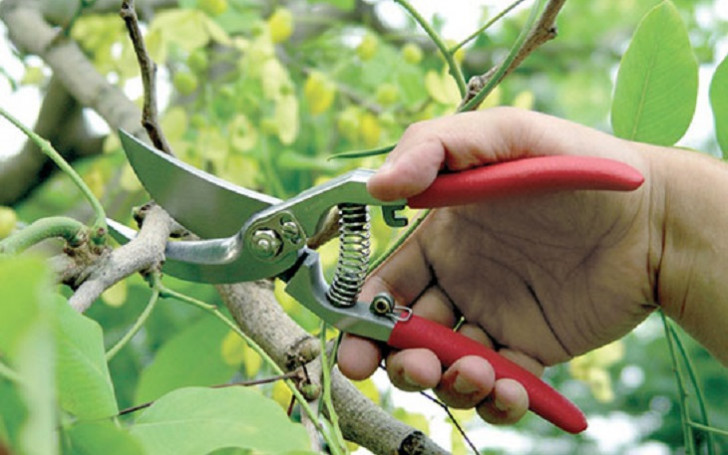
[1,0,727,453]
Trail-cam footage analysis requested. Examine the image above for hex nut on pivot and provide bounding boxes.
[280,220,302,244]
[250,229,282,259]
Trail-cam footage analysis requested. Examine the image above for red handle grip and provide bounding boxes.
[387,314,587,434]
[407,155,644,208]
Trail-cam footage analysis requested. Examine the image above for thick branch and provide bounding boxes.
[68,204,172,312]
[217,283,448,454]
[0,0,146,138]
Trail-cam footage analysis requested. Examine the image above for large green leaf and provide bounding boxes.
[63,421,146,455]
[710,54,728,156]
[15,323,57,455]
[0,256,47,358]
[611,1,698,145]
[0,257,58,455]
[0,381,25,450]
[311,0,355,11]
[134,314,236,404]
[54,299,119,420]
[129,387,311,455]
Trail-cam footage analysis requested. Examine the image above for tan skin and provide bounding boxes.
[337,107,728,426]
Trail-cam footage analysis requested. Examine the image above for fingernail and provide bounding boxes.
[494,395,508,412]
[403,371,420,388]
[453,374,478,395]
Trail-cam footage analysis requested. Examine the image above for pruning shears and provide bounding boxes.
[110,130,645,434]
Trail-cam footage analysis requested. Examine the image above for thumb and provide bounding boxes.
[367,108,539,201]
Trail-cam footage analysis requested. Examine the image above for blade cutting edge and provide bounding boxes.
[119,130,281,238]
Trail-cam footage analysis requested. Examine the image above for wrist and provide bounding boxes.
[647,145,728,364]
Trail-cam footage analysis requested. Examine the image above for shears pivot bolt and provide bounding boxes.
[250,229,282,259]
[280,220,302,244]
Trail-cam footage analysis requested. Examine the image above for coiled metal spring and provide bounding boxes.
[327,203,371,307]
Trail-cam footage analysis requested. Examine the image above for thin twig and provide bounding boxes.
[319,324,347,453]
[667,320,716,453]
[119,0,174,156]
[159,286,338,448]
[105,272,162,361]
[393,0,467,97]
[459,0,550,112]
[688,422,728,438]
[0,217,88,254]
[0,106,107,241]
[116,372,302,416]
[450,0,528,53]
[213,371,304,389]
[459,0,564,111]
[365,0,565,274]
[661,311,697,451]
[419,391,479,455]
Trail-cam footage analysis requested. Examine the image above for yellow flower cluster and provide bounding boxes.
[570,340,625,402]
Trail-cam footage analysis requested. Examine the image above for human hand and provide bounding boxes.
[338,107,662,425]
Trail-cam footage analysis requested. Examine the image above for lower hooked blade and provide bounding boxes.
[106,219,287,283]
[119,130,280,238]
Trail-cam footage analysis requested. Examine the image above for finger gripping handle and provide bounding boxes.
[407,155,644,208]
[387,314,587,434]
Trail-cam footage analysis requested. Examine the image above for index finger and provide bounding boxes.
[337,232,433,380]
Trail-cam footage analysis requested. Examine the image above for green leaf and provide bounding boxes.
[394,64,427,107]
[424,69,460,107]
[64,421,146,455]
[129,387,311,455]
[213,9,259,35]
[276,150,338,172]
[710,54,728,156]
[16,323,57,455]
[134,315,236,404]
[54,298,119,419]
[311,0,355,11]
[148,9,230,55]
[0,380,25,451]
[0,256,48,358]
[0,257,58,455]
[611,1,698,145]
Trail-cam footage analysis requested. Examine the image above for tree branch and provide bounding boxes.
[0,0,147,137]
[119,0,173,155]
[68,204,171,312]
[217,283,448,454]
[0,77,105,204]
[89,0,177,16]
[0,0,179,204]
[459,0,567,110]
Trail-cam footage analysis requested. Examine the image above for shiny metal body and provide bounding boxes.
[112,130,408,336]
[119,131,280,238]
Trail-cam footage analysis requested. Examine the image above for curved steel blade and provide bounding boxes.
[119,130,280,238]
